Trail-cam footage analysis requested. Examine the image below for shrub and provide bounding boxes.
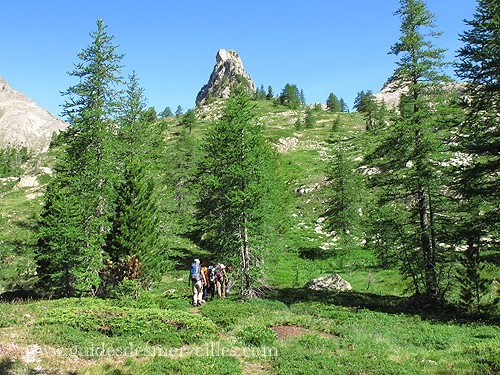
[200,300,258,328]
[237,326,277,347]
[40,306,218,347]
[467,339,500,372]
[143,355,242,375]
[271,345,421,375]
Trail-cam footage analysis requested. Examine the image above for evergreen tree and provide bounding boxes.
[163,130,200,235]
[159,107,173,118]
[354,90,385,130]
[454,0,500,312]
[363,0,453,296]
[326,93,341,112]
[140,107,157,123]
[175,105,183,116]
[36,179,94,297]
[180,109,197,134]
[339,98,348,112]
[324,140,364,266]
[52,19,125,293]
[294,114,303,130]
[196,86,285,296]
[118,71,146,128]
[279,84,301,109]
[117,71,148,155]
[105,157,161,284]
[259,84,266,100]
[304,107,316,129]
[266,86,274,100]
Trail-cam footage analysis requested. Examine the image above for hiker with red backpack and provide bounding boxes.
[188,259,206,307]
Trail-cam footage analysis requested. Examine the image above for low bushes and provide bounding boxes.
[40,306,218,347]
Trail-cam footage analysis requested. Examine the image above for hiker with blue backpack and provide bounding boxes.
[188,259,206,307]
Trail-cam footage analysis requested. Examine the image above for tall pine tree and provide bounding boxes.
[364,0,454,296]
[196,86,285,296]
[36,19,124,295]
[454,0,500,312]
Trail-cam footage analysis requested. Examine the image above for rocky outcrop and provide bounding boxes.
[0,76,68,153]
[374,77,467,111]
[373,79,408,111]
[306,274,352,292]
[309,102,327,111]
[196,49,255,106]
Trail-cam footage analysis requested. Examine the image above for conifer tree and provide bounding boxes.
[354,90,386,130]
[163,130,200,235]
[40,19,125,294]
[363,0,454,296]
[196,86,285,296]
[339,98,348,112]
[159,107,173,118]
[180,109,197,134]
[324,140,364,265]
[36,179,95,297]
[105,157,161,283]
[454,0,500,312]
[118,71,146,128]
[266,86,274,100]
[326,93,341,112]
[279,84,300,109]
[304,107,316,129]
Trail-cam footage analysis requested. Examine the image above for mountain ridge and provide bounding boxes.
[0,76,68,153]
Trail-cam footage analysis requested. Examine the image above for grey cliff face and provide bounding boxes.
[195,49,256,106]
[0,76,68,153]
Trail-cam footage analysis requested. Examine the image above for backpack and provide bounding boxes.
[207,266,215,283]
[190,262,201,281]
[215,264,224,280]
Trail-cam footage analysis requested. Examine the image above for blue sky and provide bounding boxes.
[1,0,477,118]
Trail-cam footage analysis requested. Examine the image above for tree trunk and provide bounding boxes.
[239,214,251,296]
[418,185,435,295]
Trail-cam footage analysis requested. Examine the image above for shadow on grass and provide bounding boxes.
[264,287,500,324]
[0,358,14,375]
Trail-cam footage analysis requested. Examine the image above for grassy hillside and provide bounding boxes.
[0,99,499,374]
[0,100,367,292]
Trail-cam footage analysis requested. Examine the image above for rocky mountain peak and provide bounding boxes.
[196,49,256,106]
[0,75,68,153]
[1,76,10,91]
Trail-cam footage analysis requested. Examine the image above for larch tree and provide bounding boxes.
[36,178,91,297]
[180,109,197,134]
[326,93,341,112]
[454,0,500,312]
[36,19,124,295]
[324,139,364,266]
[363,0,455,296]
[196,86,285,297]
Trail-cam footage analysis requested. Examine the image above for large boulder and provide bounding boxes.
[306,273,352,292]
[0,76,68,153]
[196,49,255,106]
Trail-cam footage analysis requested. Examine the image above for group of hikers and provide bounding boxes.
[188,258,233,307]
